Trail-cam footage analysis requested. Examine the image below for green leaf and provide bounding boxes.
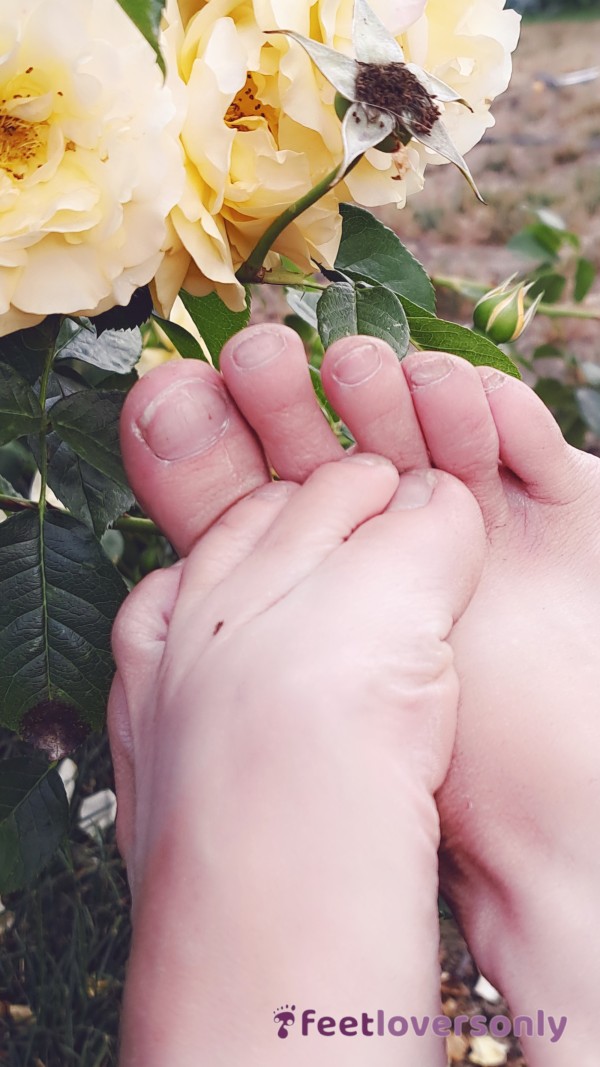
[317,282,409,358]
[152,313,206,360]
[179,289,252,368]
[56,320,142,374]
[0,440,37,497]
[0,362,43,445]
[0,758,69,893]
[0,472,26,500]
[528,272,566,304]
[50,390,129,485]
[575,258,596,303]
[508,218,579,265]
[46,436,134,538]
[0,510,127,732]
[508,228,558,264]
[334,204,436,312]
[90,286,153,334]
[0,319,59,384]
[401,298,520,377]
[116,0,166,74]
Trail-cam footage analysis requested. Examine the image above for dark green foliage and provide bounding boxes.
[0,511,126,734]
[0,731,130,1067]
[0,758,69,893]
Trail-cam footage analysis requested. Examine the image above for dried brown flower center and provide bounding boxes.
[355,62,440,137]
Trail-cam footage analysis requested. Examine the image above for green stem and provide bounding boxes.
[237,166,340,283]
[0,494,37,513]
[433,275,600,322]
[37,353,53,525]
[114,515,160,536]
[0,495,159,536]
[258,269,327,291]
[37,344,54,702]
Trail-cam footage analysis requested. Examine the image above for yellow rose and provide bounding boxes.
[0,0,184,338]
[158,0,519,313]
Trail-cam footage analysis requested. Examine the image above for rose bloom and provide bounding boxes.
[0,0,184,338]
[157,0,520,314]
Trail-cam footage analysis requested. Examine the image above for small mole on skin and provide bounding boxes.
[213,620,224,635]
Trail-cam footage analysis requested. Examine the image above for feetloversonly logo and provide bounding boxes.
[273,1007,567,1044]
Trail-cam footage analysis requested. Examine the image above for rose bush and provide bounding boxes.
[0,0,184,337]
[158,0,520,312]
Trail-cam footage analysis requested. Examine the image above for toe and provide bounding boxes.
[331,469,485,793]
[120,360,269,556]
[220,323,343,481]
[321,337,430,471]
[178,480,300,605]
[109,564,183,868]
[171,455,400,639]
[478,367,593,504]
[403,352,508,527]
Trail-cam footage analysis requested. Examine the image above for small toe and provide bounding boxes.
[403,352,508,527]
[321,337,430,471]
[220,323,343,481]
[478,367,593,505]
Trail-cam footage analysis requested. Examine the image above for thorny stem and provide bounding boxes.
[433,275,600,322]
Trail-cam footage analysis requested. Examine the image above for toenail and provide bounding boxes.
[406,353,453,388]
[138,379,230,460]
[389,470,437,509]
[347,452,394,467]
[479,367,507,393]
[231,328,286,369]
[331,343,383,386]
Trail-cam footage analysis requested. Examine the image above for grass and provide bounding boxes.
[0,731,129,1067]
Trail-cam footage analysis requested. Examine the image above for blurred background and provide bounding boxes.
[1,3,599,1065]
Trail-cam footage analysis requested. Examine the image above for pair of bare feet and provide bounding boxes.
[109,325,600,1067]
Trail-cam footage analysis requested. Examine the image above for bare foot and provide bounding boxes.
[312,338,600,1067]
[111,339,485,1066]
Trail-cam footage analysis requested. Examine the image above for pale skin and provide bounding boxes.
[110,324,600,1066]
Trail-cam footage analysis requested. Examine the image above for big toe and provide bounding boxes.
[121,359,269,556]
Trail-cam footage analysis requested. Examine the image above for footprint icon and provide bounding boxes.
[273,1004,296,1039]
